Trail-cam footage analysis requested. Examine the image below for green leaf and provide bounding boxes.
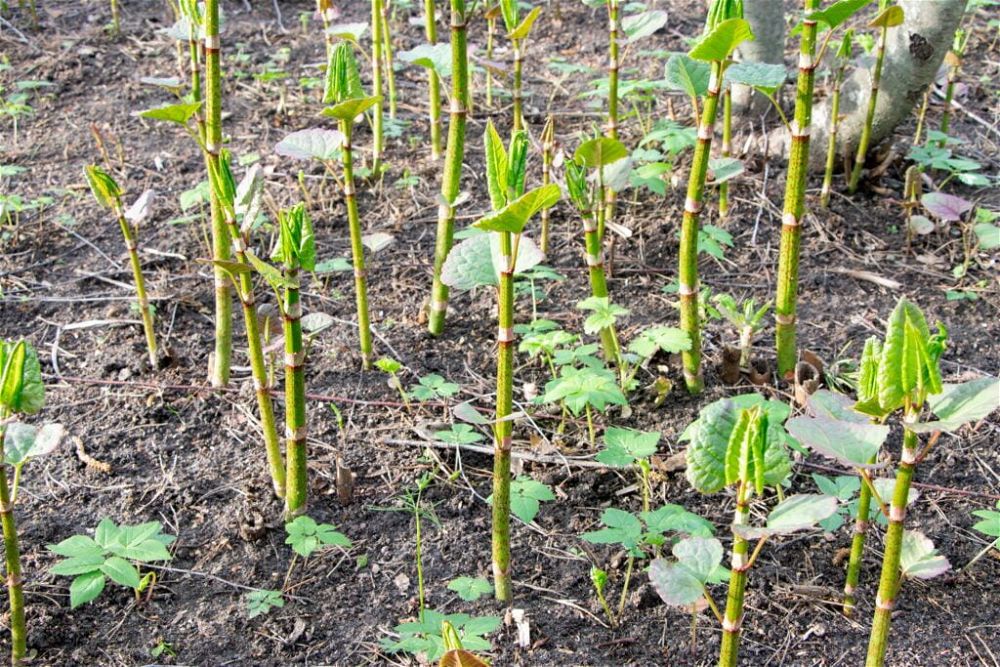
[452,401,490,425]
[473,184,561,234]
[723,62,786,93]
[869,5,904,28]
[47,535,103,559]
[398,43,452,78]
[622,10,668,43]
[899,530,950,579]
[447,576,492,602]
[577,296,629,334]
[94,518,119,549]
[581,508,643,550]
[573,137,628,168]
[809,389,871,424]
[70,571,106,608]
[246,589,284,618]
[83,165,122,209]
[689,18,754,63]
[785,411,889,467]
[707,157,744,184]
[806,0,874,30]
[49,554,106,576]
[325,21,368,43]
[321,96,381,122]
[483,120,509,211]
[508,476,554,523]
[672,535,725,583]
[101,556,142,589]
[138,101,203,125]
[597,427,660,467]
[735,494,839,539]
[245,250,297,292]
[274,128,344,161]
[873,477,920,509]
[972,503,1000,539]
[509,5,542,39]
[648,558,704,607]
[435,423,484,444]
[441,230,545,291]
[641,504,715,538]
[374,357,402,373]
[974,222,1000,250]
[2,422,64,465]
[0,340,43,414]
[877,298,937,411]
[910,377,1000,433]
[628,326,691,358]
[541,366,626,415]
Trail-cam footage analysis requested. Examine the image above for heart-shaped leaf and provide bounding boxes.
[707,157,743,184]
[138,101,203,125]
[440,234,545,290]
[723,62,786,93]
[573,137,628,169]
[321,96,381,122]
[909,376,1000,433]
[689,18,754,63]
[664,53,711,99]
[806,0,874,30]
[785,410,888,467]
[473,184,561,234]
[735,494,839,539]
[398,43,452,77]
[274,128,345,161]
[922,192,973,222]
[3,422,65,465]
[623,10,667,43]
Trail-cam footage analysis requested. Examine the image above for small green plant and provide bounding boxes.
[284,515,351,558]
[712,294,771,370]
[965,502,1000,573]
[434,423,484,444]
[48,519,175,608]
[488,476,554,525]
[540,364,627,445]
[375,357,409,406]
[83,166,158,367]
[447,576,492,602]
[381,609,501,662]
[938,28,969,141]
[908,133,991,187]
[245,589,284,618]
[442,120,559,601]
[1,340,62,666]
[410,374,460,401]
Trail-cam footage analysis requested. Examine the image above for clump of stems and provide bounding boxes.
[423,0,442,159]
[427,0,470,336]
[677,3,751,393]
[847,1,899,194]
[275,203,315,519]
[83,166,158,367]
[774,0,820,378]
[322,43,379,368]
[820,29,854,208]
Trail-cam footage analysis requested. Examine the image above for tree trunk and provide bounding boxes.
[733,0,785,114]
[773,0,967,169]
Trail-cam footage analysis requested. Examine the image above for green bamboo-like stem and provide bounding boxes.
[719,481,751,667]
[485,13,496,107]
[865,423,918,666]
[512,37,524,132]
[203,0,233,388]
[677,60,724,394]
[381,0,398,119]
[718,88,732,218]
[492,230,515,602]
[115,209,158,366]
[371,0,386,174]
[427,0,469,336]
[602,0,620,240]
[539,116,555,254]
[424,0,443,159]
[913,88,930,148]
[110,0,120,34]
[820,62,846,208]
[843,456,877,617]
[847,18,889,193]
[938,33,964,145]
[774,0,819,379]
[336,124,375,367]
[0,415,25,666]
[581,207,620,363]
[282,266,307,519]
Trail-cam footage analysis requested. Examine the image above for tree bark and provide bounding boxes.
[733,0,786,114]
[773,0,968,169]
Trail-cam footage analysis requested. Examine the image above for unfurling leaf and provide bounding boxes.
[877,298,942,411]
[84,165,122,210]
[689,18,754,63]
[137,101,203,125]
[473,184,560,234]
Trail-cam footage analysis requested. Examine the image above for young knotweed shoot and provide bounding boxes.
[427,0,471,335]
[938,28,968,144]
[270,203,316,519]
[821,29,854,208]
[375,357,410,407]
[284,515,351,559]
[379,0,398,120]
[712,293,771,372]
[441,120,559,601]
[398,42,449,161]
[48,519,175,608]
[369,0,386,173]
[539,115,556,254]
[676,10,754,393]
[964,501,1000,573]
[83,166,158,367]
[681,394,837,666]
[498,0,543,132]
[381,609,501,663]
[0,340,62,666]
[848,2,905,193]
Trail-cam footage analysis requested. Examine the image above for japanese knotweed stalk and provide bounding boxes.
[381,0,398,119]
[0,410,24,665]
[204,0,234,387]
[847,2,894,193]
[539,115,555,254]
[938,29,966,144]
[603,0,620,226]
[371,0,386,174]
[492,226,516,602]
[821,30,853,209]
[718,480,751,667]
[774,0,820,379]
[424,0,443,158]
[718,88,733,218]
[427,0,469,335]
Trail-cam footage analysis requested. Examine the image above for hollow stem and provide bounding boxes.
[865,422,918,666]
[678,59,725,394]
[603,0,620,231]
[492,230,515,602]
[820,63,845,209]
[427,0,469,336]
[719,88,732,218]
[423,0,442,159]
[512,38,524,132]
[371,0,385,174]
[843,456,877,617]
[0,416,25,666]
[381,0,398,119]
[282,266,308,520]
[580,206,619,363]
[774,0,819,379]
[847,21,889,193]
[115,210,157,367]
[719,481,751,667]
[539,116,555,254]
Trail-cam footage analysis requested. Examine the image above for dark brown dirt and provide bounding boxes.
[1,1,998,666]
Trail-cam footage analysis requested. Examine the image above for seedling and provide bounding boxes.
[448,576,492,602]
[680,397,837,666]
[245,589,284,618]
[939,29,969,142]
[488,476,554,525]
[676,6,754,393]
[820,29,854,207]
[83,166,158,367]
[284,515,351,558]
[712,293,771,371]
[427,0,471,335]
[439,620,490,667]
[375,357,409,407]
[410,374,460,401]
[540,364,626,445]
[48,519,175,608]
[381,609,501,662]
[965,502,1000,573]
[848,2,905,193]
[1,340,62,666]
[441,120,558,600]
